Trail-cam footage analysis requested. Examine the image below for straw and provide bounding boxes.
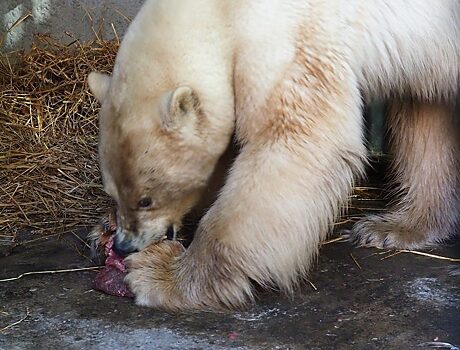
[0,34,117,241]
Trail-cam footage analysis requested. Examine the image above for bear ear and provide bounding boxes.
[160,86,201,131]
[88,72,111,102]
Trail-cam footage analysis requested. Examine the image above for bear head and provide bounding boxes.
[88,71,225,255]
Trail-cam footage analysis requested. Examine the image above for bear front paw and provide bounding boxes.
[124,240,185,309]
[351,214,430,250]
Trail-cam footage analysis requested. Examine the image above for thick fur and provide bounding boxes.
[88,0,460,311]
[353,102,460,249]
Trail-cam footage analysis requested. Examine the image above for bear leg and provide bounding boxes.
[352,100,460,249]
[125,141,364,311]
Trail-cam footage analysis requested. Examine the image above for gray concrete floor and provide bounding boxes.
[1,223,459,349]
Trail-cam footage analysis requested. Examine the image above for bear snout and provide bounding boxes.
[113,234,138,256]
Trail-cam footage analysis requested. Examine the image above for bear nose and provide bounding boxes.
[112,235,136,256]
[166,226,176,240]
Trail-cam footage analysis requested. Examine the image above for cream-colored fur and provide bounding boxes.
[88,0,460,311]
[353,101,460,249]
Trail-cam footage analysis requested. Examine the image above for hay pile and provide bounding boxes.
[0,35,118,243]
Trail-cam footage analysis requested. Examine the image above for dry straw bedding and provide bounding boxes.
[0,35,117,243]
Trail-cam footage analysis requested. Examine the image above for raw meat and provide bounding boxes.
[91,211,134,298]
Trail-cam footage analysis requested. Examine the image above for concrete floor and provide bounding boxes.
[1,223,459,349]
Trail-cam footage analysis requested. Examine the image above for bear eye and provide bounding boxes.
[138,197,153,209]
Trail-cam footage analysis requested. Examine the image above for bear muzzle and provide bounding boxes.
[113,225,176,256]
[113,233,138,256]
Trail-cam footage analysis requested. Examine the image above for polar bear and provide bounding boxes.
[88,0,460,311]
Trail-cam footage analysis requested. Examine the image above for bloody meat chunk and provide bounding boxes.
[91,211,134,298]
[92,236,134,298]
